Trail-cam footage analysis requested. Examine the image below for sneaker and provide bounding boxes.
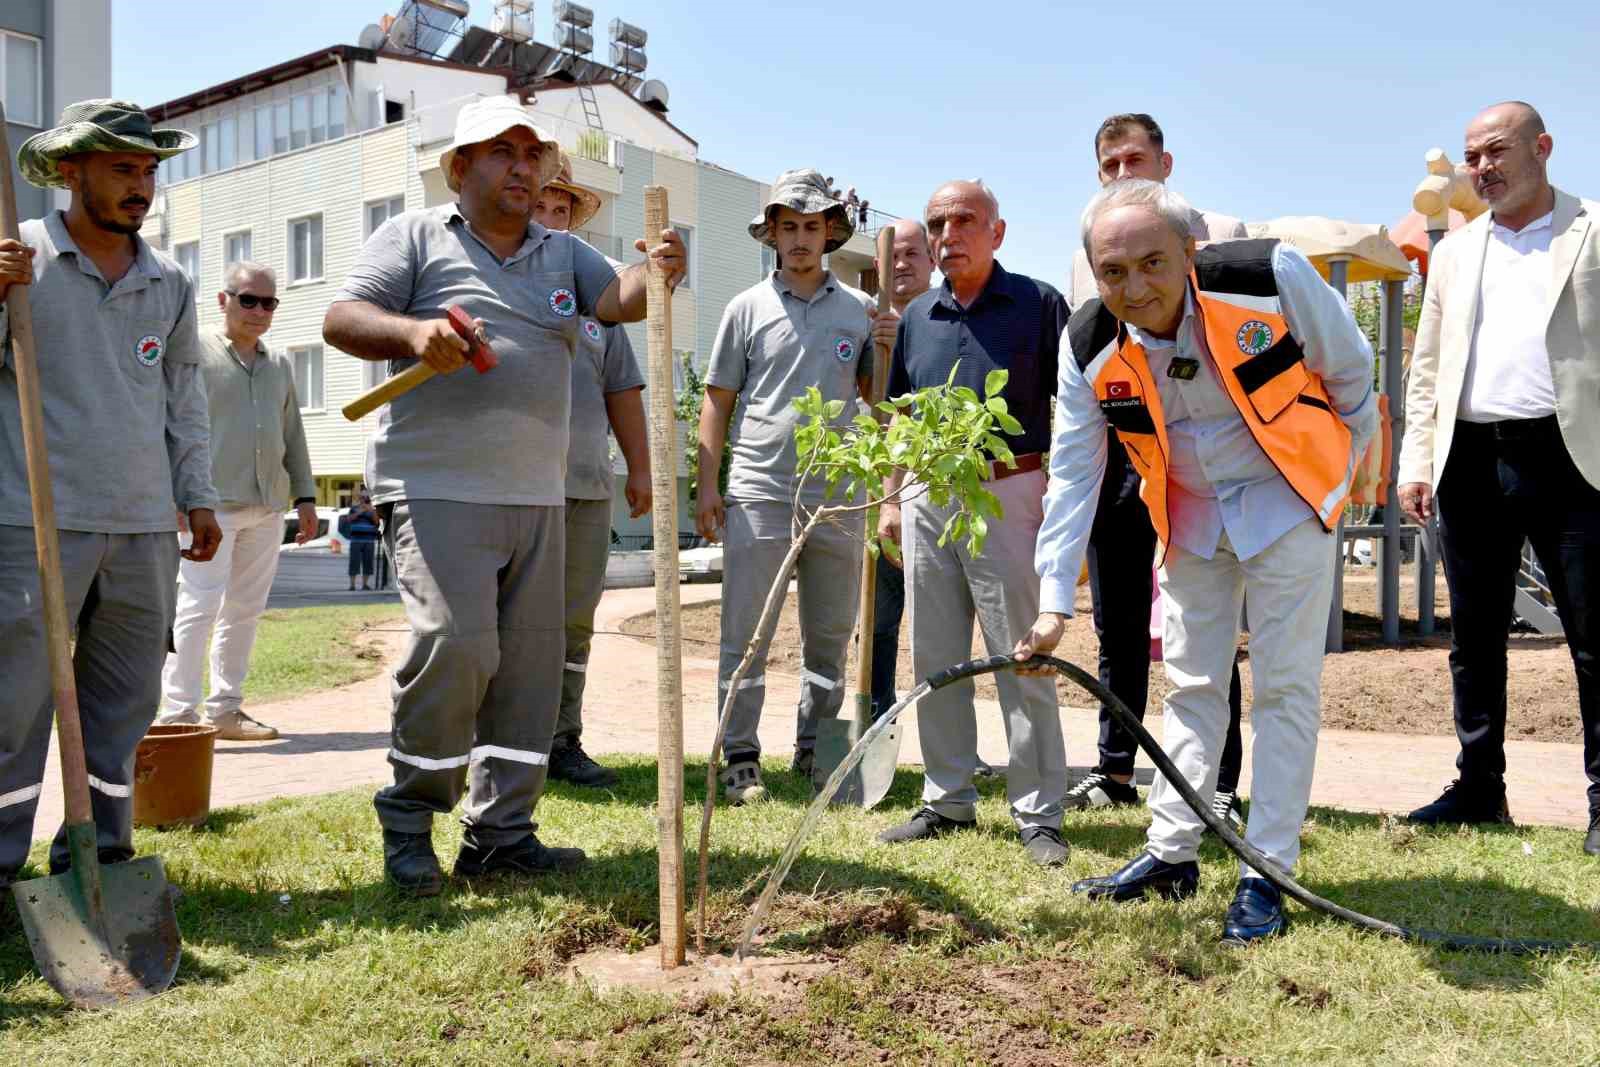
[790,747,814,780]
[1208,789,1245,833]
[383,829,443,897]
[1020,825,1069,867]
[721,760,767,805]
[548,738,618,788]
[206,709,279,741]
[1063,770,1140,811]
[877,806,974,844]
[974,756,1001,779]
[1406,778,1513,826]
[454,834,586,879]
[1585,811,1600,857]
[155,707,201,726]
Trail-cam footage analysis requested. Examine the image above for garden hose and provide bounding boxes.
[739,653,1597,958]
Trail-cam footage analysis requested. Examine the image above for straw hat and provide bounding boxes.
[542,148,602,230]
[438,94,559,194]
[17,99,195,189]
[749,168,854,252]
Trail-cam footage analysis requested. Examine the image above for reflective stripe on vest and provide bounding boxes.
[1070,240,1353,555]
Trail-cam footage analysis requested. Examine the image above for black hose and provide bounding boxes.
[920,653,1594,954]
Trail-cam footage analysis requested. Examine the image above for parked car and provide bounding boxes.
[281,506,350,553]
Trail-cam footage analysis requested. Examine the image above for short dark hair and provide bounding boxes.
[1094,113,1164,157]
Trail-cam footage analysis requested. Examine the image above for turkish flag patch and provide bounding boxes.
[1106,381,1132,399]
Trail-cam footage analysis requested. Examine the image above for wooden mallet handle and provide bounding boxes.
[341,305,495,421]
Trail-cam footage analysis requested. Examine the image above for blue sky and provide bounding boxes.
[114,0,1600,284]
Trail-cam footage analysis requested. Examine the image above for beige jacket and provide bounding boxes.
[1399,187,1600,490]
[1068,208,1248,309]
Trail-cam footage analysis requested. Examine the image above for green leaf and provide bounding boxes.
[984,368,1009,398]
[824,399,846,419]
[995,411,1024,436]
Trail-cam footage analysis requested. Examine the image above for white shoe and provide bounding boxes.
[720,761,767,805]
[156,707,201,726]
[206,709,280,741]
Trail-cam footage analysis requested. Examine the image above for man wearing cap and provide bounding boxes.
[323,95,683,894]
[158,260,316,743]
[531,150,651,789]
[875,180,1072,867]
[695,168,873,804]
[0,100,220,891]
[1016,179,1375,942]
[1064,113,1251,829]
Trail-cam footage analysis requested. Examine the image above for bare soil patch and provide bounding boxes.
[620,566,1581,744]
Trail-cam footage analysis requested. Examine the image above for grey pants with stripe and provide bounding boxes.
[557,497,612,745]
[374,500,565,848]
[906,470,1067,831]
[0,526,177,881]
[718,500,862,763]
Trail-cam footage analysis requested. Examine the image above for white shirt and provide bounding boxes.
[1460,210,1558,422]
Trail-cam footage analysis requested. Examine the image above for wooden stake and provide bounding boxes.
[644,186,686,968]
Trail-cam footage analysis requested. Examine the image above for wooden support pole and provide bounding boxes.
[643,187,686,968]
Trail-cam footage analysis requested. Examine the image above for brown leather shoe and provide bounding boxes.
[207,710,280,741]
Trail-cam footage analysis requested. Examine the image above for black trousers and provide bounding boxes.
[1436,416,1600,809]
[870,558,905,718]
[1089,433,1245,790]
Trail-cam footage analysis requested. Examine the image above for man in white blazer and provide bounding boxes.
[1398,101,1600,855]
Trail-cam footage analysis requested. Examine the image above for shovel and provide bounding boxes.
[0,106,181,1009]
[812,226,902,808]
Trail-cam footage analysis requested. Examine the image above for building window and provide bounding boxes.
[223,230,252,272]
[309,90,328,145]
[760,244,776,277]
[174,241,199,284]
[288,215,323,283]
[237,110,256,164]
[218,115,237,170]
[365,195,405,238]
[201,121,219,174]
[327,85,347,139]
[257,104,275,159]
[672,224,694,290]
[290,94,311,150]
[362,359,388,392]
[289,344,324,411]
[273,101,290,154]
[0,31,43,127]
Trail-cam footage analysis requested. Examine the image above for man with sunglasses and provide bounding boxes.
[158,261,315,741]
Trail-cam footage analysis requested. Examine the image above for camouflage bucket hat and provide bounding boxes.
[542,148,602,230]
[748,168,854,253]
[16,99,196,189]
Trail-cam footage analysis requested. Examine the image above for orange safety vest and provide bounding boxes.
[1067,239,1353,554]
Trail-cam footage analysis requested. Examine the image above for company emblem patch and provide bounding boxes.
[1237,320,1274,356]
[582,319,603,342]
[134,335,164,366]
[833,336,856,362]
[549,288,577,317]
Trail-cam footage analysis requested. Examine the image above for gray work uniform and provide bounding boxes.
[704,271,871,762]
[336,205,617,846]
[559,317,643,744]
[0,211,215,881]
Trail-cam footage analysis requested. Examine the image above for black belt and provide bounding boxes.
[1455,415,1559,443]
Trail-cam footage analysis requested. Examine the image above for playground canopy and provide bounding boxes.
[1388,209,1468,275]
[1246,216,1414,283]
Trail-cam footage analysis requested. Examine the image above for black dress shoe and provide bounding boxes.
[454,834,587,879]
[1585,811,1600,857]
[1407,778,1513,826]
[877,806,974,844]
[1071,850,1199,902]
[548,738,619,788]
[383,829,443,897]
[1221,877,1287,945]
[1020,825,1069,867]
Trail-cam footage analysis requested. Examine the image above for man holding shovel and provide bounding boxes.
[0,100,220,893]
[323,96,682,895]
[696,169,874,805]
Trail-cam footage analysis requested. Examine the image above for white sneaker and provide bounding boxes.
[1210,789,1244,832]
[720,761,767,805]
[155,707,201,726]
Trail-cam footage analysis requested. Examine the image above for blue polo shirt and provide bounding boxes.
[887,260,1067,455]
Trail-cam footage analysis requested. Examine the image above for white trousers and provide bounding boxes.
[1147,517,1333,876]
[160,504,285,718]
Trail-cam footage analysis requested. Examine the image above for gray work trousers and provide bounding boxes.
[718,500,862,763]
[906,470,1066,830]
[374,500,565,847]
[557,497,612,745]
[0,526,178,881]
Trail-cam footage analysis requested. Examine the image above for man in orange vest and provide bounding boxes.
[1015,179,1376,943]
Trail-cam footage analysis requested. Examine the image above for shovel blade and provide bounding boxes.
[813,715,902,810]
[12,855,180,1009]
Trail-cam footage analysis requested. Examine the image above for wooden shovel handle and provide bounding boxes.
[0,105,93,825]
[852,225,898,699]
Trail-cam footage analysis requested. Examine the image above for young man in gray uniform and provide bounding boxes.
[323,96,683,894]
[0,100,220,890]
[531,152,651,789]
[696,169,873,804]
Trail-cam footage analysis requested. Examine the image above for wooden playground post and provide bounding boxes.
[644,186,686,968]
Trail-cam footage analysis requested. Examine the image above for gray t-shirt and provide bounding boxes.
[705,272,872,506]
[0,212,217,532]
[335,205,619,507]
[566,317,644,500]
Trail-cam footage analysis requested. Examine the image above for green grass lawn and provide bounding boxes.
[3,763,1597,1066]
[202,603,405,706]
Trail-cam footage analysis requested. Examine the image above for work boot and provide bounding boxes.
[721,760,767,805]
[1063,770,1140,811]
[548,738,619,788]
[1406,778,1513,826]
[1585,811,1600,857]
[383,829,443,897]
[1020,825,1069,867]
[454,834,586,879]
[1072,850,1199,903]
[207,709,280,741]
[790,747,814,781]
[877,806,973,844]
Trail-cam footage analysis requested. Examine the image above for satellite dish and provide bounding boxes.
[358,23,386,50]
[639,79,669,111]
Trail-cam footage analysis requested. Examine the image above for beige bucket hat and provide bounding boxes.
[749,168,854,252]
[438,94,560,194]
[542,148,602,230]
[16,99,196,189]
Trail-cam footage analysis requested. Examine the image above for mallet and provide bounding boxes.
[341,305,496,420]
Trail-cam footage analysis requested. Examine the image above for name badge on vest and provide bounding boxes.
[1166,357,1199,381]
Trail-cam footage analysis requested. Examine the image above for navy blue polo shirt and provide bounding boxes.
[888,260,1067,455]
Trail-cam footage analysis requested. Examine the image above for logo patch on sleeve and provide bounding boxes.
[1236,320,1274,355]
[134,335,164,366]
[582,319,603,342]
[549,288,577,317]
[834,336,856,362]
[1105,380,1131,398]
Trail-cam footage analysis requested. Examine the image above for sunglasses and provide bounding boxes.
[227,291,280,311]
